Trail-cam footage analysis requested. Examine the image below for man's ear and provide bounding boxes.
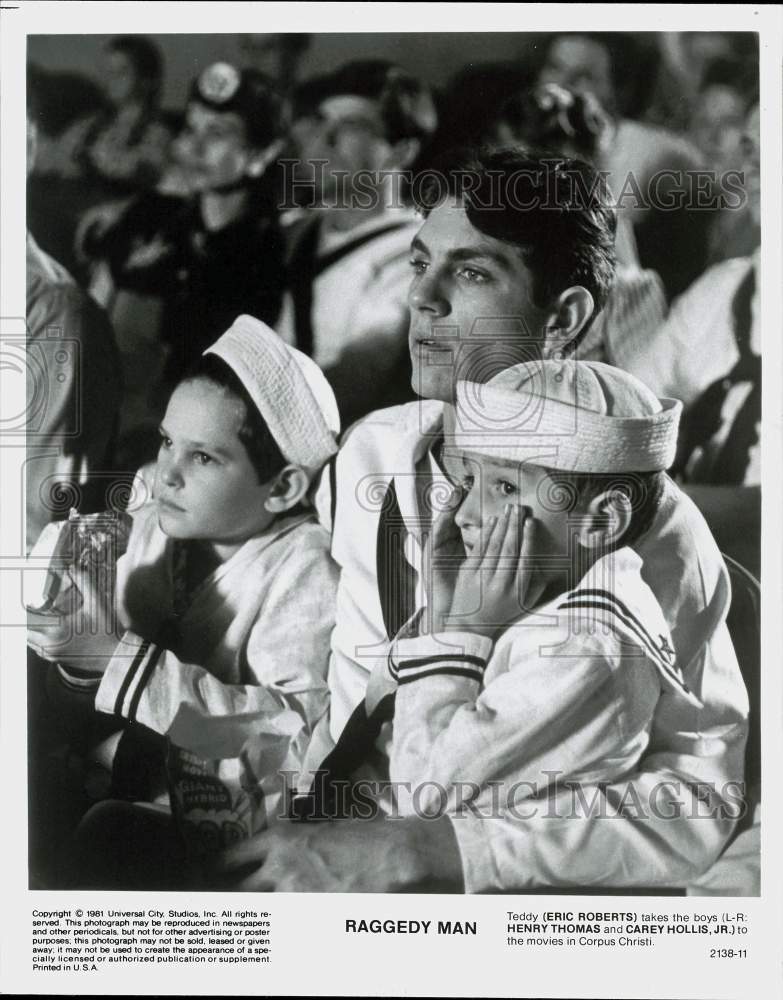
[576,487,632,551]
[541,286,595,360]
[245,138,286,179]
[263,465,310,513]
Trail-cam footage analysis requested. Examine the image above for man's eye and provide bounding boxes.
[498,479,517,497]
[457,266,488,283]
[409,257,428,274]
[158,433,172,449]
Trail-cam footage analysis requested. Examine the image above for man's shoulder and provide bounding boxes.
[339,400,442,456]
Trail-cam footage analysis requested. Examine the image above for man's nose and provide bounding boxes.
[408,267,450,317]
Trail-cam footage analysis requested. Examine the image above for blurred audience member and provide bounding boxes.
[79,62,286,465]
[25,104,121,551]
[27,65,107,275]
[615,105,761,575]
[494,84,667,367]
[236,33,311,120]
[646,32,758,133]
[691,61,749,172]
[277,60,437,424]
[690,64,760,264]
[55,36,173,195]
[430,60,534,152]
[537,32,710,299]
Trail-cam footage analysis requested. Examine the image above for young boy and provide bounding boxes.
[365,359,707,818]
[28,315,340,881]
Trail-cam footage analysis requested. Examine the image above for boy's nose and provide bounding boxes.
[159,452,184,489]
[454,487,480,531]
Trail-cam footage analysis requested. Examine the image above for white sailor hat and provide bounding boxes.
[205,315,340,470]
[454,359,682,473]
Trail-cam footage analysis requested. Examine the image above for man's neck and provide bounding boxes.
[199,188,251,233]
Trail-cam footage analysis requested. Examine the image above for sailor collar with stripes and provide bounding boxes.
[367,544,703,714]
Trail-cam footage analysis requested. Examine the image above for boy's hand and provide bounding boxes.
[425,486,466,633]
[447,504,540,640]
[27,564,122,674]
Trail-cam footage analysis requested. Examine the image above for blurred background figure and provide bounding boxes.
[27,37,173,280]
[25,93,121,552]
[236,32,311,123]
[493,83,668,369]
[427,60,534,152]
[536,32,710,299]
[277,60,438,425]
[78,62,286,470]
[615,103,761,577]
[690,60,760,264]
[646,31,758,132]
[56,35,173,195]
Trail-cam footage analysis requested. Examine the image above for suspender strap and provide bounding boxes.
[288,220,409,357]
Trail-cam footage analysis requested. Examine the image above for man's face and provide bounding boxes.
[154,379,276,544]
[293,95,390,200]
[407,202,550,403]
[539,36,614,110]
[173,102,256,192]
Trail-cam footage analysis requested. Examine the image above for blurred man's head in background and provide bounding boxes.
[290,59,437,205]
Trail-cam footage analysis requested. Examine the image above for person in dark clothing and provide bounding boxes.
[81,62,286,416]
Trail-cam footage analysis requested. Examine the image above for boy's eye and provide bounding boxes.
[498,479,517,497]
[193,451,213,466]
[461,474,475,492]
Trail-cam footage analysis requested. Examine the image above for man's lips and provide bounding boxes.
[412,336,454,352]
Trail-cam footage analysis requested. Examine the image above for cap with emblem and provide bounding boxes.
[454,360,682,473]
[205,314,340,469]
[190,62,283,147]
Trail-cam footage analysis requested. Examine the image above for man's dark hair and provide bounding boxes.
[415,146,617,339]
[107,35,164,106]
[306,59,436,143]
[178,354,286,484]
[545,468,666,552]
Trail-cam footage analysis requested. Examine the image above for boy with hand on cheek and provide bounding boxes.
[375,360,707,818]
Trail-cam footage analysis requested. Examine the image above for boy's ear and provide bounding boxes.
[576,488,632,551]
[541,286,595,360]
[263,465,310,513]
[245,138,286,179]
